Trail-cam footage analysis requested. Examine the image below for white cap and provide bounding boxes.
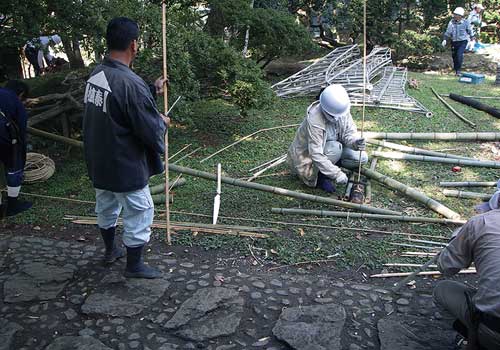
[475,4,484,10]
[453,7,465,16]
[319,84,351,118]
[51,35,62,45]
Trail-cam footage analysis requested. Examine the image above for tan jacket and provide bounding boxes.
[287,101,358,187]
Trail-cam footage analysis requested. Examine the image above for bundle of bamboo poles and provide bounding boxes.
[64,215,275,239]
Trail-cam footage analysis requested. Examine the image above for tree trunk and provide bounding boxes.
[61,35,84,69]
[242,0,255,58]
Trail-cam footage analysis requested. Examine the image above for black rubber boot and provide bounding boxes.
[124,245,162,279]
[6,197,32,217]
[100,227,125,265]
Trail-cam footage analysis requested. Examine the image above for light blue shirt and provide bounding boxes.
[443,18,474,41]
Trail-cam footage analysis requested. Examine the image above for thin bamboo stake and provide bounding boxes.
[401,251,438,257]
[247,155,286,182]
[162,1,171,244]
[149,178,187,194]
[439,181,497,188]
[364,132,500,141]
[390,242,440,250]
[392,252,442,291]
[431,87,476,128]
[359,167,461,219]
[268,258,338,271]
[170,210,450,240]
[367,139,473,160]
[271,208,465,225]
[172,147,201,164]
[442,189,492,200]
[169,164,401,215]
[169,144,192,161]
[384,263,438,268]
[371,151,500,169]
[249,155,286,172]
[408,238,447,246]
[200,124,299,163]
[373,269,476,278]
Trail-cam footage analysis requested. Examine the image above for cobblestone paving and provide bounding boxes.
[0,235,458,350]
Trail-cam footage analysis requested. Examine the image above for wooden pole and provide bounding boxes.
[364,132,500,141]
[367,139,473,161]
[162,1,171,244]
[371,150,500,169]
[271,208,466,225]
[431,87,476,128]
[359,167,461,219]
[169,164,401,215]
[27,127,83,148]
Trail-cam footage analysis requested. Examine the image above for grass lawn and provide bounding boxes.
[7,70,500,271]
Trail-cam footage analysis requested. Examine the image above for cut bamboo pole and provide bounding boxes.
[249,155,287,172]
[431,87,476,128]
[439,181,497,188]
[384,263,438,268]
[367,139,473,160]
[149,178,187,194]
[172,147,201,164]
[401,251,438,257]
[271,208,465,225]
[390,242,440,250]
[151,193,174,204]
[373,268,476,278]
[169,164,401,215]
[371,151,500,169]
[169,144,192,161]
[358,167,461,219]
[200,124,299,163]
[27,127,83,148]
[364,132,500,141]
[442,189,492,200]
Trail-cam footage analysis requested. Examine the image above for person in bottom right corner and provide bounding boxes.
[433,203,500,349]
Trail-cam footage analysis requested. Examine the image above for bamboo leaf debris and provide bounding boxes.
[169,164,401,215]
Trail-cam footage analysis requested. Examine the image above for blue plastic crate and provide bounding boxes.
[459,72,485,84]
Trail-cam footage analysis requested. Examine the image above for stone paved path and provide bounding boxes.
[0,235,460,350]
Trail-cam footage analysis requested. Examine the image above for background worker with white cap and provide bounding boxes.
[287,84,368,194]
[442,7,475,76]
[467,3,485,51]
[24,34,62,76]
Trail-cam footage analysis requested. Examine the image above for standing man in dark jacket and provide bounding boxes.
[0,80,32,218]
[83,17,168,279]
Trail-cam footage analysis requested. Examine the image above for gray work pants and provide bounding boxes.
[324,140,368,169]
[433,280,500,350]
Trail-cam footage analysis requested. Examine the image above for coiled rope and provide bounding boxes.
[23,153,55,183]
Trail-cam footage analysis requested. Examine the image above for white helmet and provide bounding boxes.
[453,7,465,16]
[474,4,484,10]
[51,34,62,45]
[319,84,351,118]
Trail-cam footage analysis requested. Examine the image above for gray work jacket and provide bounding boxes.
[443,18,474,42]
[438,210,500,318]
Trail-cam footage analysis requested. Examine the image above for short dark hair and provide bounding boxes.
[5,80,29,97]
[106,17,139,51]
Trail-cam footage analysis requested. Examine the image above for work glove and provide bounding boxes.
[441,40,447,47]
[335,172,348,185]
[354,138,366,151]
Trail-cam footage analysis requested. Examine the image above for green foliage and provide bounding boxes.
[393,30,442,60]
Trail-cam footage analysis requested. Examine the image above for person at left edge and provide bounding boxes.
[0,80,32,218]
[83,17,169,279]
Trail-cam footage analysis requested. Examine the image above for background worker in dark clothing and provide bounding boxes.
[83,17,168,279]
[24,35,62,77]
[433,209,500,349]
[0,80,32,217]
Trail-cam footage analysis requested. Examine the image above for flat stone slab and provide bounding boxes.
[272,304,346,350]
[81,273,170,317]
[0,318,23,350]
[3,262,76,302]
[378,314,456,350]
[45,336,112,350]
[164,287,244,341]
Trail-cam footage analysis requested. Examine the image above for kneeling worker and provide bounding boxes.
[433,209,500,349]
[287,84,367,193]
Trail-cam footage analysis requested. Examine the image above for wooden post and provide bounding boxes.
[162,1,171,244]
